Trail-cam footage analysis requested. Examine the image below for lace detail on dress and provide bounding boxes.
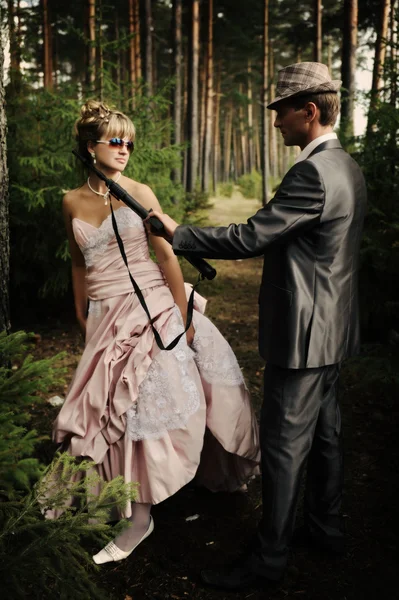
[81,208,144,267]
[125,307,200,441]
[191,312,245,387]
[88,300,102,318]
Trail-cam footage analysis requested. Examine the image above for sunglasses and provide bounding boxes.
[96,138,135,152]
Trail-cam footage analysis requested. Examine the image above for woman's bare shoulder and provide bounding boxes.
[122,178,158,211]
[62,187,84,215]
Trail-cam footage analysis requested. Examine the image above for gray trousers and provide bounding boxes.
[252,362,344,580]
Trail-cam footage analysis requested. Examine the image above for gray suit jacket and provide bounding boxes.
[173,140,367,368]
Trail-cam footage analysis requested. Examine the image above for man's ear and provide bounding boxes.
[304,102,318,123]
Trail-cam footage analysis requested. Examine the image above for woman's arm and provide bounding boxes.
[62,194,88,336]
[131,183,194,345]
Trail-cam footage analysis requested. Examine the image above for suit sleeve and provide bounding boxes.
[172,160,325,260]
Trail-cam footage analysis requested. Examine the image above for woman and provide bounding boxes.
[52,100,259,565]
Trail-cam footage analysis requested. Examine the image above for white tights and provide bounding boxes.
[114,502,152,552]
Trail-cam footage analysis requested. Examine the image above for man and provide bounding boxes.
[147,62,367,590]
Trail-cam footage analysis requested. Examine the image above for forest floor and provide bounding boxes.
[29,189,398,600]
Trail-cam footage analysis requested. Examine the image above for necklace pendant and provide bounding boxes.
[104,198,108,206]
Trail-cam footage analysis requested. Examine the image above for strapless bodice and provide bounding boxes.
[72,207,166,300]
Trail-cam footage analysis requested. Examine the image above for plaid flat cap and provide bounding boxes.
[267,62,341,109]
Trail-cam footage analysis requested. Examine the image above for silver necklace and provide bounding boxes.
[87,172,121,205]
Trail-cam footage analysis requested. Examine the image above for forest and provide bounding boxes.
[0,1,398,599]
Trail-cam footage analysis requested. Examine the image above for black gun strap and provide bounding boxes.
[110,203,200,351]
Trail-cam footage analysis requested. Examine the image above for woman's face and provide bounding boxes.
[88,134,134,172]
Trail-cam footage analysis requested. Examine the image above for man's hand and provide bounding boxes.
[145,211,179,241]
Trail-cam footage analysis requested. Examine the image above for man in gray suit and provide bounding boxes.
[147,62,367,590]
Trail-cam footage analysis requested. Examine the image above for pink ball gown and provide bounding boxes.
[52,206,260,516]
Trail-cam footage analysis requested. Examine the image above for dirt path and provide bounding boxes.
[31,190,397,600]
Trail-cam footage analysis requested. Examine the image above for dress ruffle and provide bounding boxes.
[51,208,259,512]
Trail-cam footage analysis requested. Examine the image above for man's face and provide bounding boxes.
[273,101,309,147]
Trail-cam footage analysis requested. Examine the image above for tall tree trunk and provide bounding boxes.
[187,0,200,193]
[7,0,21,90]
[247,61,254,173]
[202,0,213,193]
[182,42,189,190]
[198,51,206,186]
[327,35,332,72]
[367,0,390,136]
[97,0,104,100]
[239,84,247,175]
[115,14,121,102]
[314,0,322,62]
[212,64,221,193]
[269,43,278,179]
[135,0,142,82]
[389,0,397,106]
[262,0,269,204]
[129,0,137,105]
[223,100,233,182]
[172,0,183,191]
[0,21,10,333]
[88,0,96,92]
[144,0,153,96]
[341,0,358,137]
[254,104,261,172]
[42,0,53,90]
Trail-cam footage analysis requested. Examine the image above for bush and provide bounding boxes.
[237,170,262,199]
[0,331,138,599]
[217,181,234,198]
[0,454,138,600]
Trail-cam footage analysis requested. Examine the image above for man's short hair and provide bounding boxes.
[290,92,340,127]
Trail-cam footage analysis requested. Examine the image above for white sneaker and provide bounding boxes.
[93,516,154,565]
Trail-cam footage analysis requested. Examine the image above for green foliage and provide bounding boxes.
[6,79,185,312]
[217,182,234,198]
[237,170,262,199]
[356,76,399,340]
[343,344,399,408]
[0,331,66,497]
[0,453,138,600]
[0,331,138,599]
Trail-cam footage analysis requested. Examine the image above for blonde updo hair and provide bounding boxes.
[74,100,136,162]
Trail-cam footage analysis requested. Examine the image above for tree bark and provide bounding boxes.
[135,0,142,82]
[212,64,221,193]
[129,0,137,104]
[187,0,200,193]
[88,0,96,93]
[314,0,322,63]
[269,43,278,179]
[7,1,20,83]
[223,100,233,182]
[262,0,269,204]
[42,0,53,90]
[239,83,247,175]
[198,50,206,184]
[0,21,10,333]
[367,0,390,135]
[341,0,358,137]
[202,0,213,193]
[144,0,153,96]
[172,0,183,191]
[247,61,254,173]
[97,0,104,100]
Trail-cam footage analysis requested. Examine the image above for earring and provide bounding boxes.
[90,152,96,164]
